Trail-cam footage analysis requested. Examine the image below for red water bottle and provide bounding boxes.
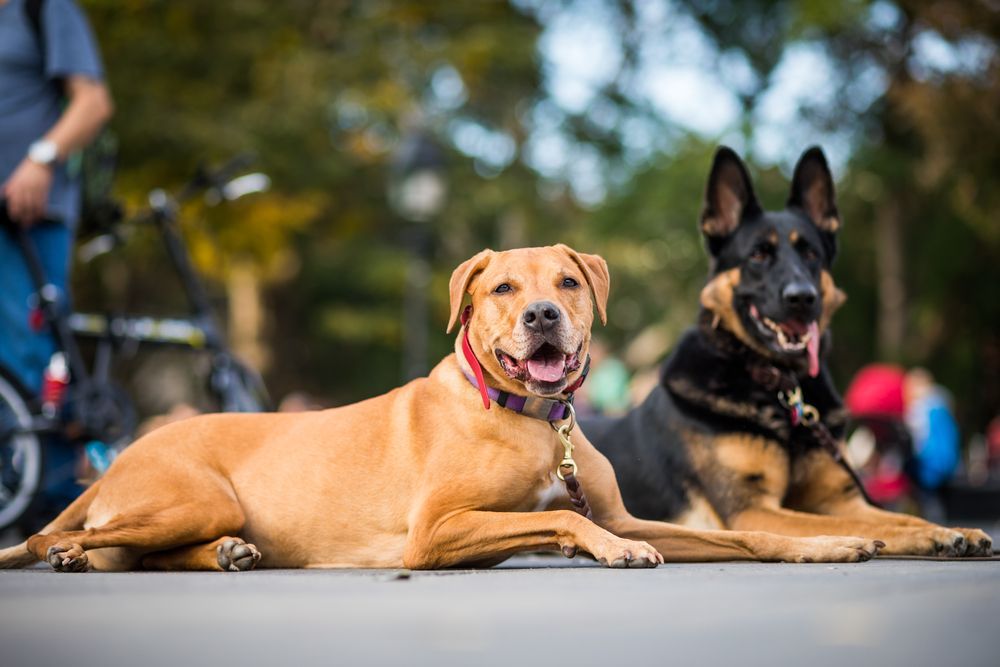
[41,352,69,419]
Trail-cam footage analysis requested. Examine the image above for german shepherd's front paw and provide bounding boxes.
[592,538,663,568]
[46,543,90,573]
[779,536,884,563]
[952,528,992,557]
[882,527,968,557]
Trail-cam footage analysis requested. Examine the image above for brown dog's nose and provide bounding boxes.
[523,301,561,332]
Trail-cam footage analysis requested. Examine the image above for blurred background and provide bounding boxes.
[71,1,999,499]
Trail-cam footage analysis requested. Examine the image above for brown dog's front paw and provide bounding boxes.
[46,543,90,573]
[216,539,262,572]
[593,539,662,569]
[782,536,883,563]
[953,528,992,557]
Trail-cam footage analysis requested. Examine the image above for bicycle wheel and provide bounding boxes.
[0,368,43,531]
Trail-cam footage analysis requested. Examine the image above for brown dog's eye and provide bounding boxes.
[561,277,579,288]
[493,283,512,294]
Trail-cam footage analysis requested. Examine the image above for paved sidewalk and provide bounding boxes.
[2,556,998,667]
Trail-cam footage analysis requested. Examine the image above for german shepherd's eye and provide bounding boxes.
[797,242,819,263]
[561,277,579,288]
[493,283,512,294]
[749,243,774,263]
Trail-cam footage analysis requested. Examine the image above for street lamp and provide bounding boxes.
[389,129,447,381]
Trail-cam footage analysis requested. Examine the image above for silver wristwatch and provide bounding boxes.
[27,139,59,166]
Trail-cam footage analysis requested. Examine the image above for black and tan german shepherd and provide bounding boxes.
[584,146,992,557]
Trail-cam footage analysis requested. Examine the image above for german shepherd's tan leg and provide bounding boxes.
[403,509,662,569]
[575,439,883,563]
[783,451,993,556]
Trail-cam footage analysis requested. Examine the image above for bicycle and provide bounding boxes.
[0,156,272,532]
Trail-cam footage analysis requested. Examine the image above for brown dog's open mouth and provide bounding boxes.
[748,304,820,376]
[496,343,582,385]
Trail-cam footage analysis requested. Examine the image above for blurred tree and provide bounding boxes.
[667,0,1000,435]
[75,0,998,439]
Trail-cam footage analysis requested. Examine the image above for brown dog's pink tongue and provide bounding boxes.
[807,322,820,377]
[527,354,566,382]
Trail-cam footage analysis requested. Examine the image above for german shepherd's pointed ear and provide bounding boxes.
[556,244,610,325]
[700,147,762,254]
[788,146,840,261]
[447,249,494,333]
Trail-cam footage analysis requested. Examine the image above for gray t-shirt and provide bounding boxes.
[0,0,105,225]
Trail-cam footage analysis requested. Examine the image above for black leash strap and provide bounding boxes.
[748,362,879,507]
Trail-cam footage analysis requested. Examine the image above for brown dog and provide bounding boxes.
[0,245,883,572]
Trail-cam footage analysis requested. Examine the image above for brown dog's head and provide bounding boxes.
[447,244,609,397]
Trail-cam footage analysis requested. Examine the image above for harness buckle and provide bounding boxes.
[779,386,820,427]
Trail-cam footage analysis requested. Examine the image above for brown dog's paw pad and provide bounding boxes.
[46,544,89,573]
[216,539,262,572]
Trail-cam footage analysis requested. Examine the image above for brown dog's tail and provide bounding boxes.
[0,479,102,569]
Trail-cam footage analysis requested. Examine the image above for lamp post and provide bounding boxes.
[389,129,447,381]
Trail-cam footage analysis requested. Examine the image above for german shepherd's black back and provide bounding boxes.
[584,146,849,526]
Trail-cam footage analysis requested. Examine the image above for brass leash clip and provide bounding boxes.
[551,400,578,481]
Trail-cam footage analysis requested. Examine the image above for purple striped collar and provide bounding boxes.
[460,355,590,422]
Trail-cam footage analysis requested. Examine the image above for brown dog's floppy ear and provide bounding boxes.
[701,146,761,244]
[446,249,494,333]
[557,244,610,325]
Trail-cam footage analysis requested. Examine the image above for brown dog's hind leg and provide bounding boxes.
[142,536,262,571]
[27,499,247,572]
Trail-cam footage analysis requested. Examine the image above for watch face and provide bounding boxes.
[29,140,58,165]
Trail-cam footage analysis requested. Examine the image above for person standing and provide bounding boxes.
[0,0,113,522]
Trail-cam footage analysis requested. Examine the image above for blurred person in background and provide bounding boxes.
[0,0,113,521]
[578,338,630,417]
[845,364,960,519]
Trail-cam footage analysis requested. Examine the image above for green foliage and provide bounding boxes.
[74,0,999,438]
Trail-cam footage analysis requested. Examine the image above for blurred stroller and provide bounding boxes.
[844,364,960,520]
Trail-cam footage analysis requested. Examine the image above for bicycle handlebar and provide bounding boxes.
[176,153,257,204]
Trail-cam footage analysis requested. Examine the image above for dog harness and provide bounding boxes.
[746,360,876,506]
[460,305,593,519]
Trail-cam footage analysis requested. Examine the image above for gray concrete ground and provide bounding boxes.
[2,556,998,667]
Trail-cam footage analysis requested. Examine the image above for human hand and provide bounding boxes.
[1,158,54,226]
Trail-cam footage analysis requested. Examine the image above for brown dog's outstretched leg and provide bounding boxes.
[403,509,663,569]
[573,434,883,563]
[142,536,262,571]
[26,499,247,572]
[605,515,882,563]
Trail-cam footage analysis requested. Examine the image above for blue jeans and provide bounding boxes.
[0,220,82,511]
[0,220,71,394]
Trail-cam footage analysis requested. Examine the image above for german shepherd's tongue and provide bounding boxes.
[806,321,820,377]
[526,345,566,382]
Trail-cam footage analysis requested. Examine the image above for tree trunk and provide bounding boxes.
[227,260,269,373]
[875,197,906,361]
